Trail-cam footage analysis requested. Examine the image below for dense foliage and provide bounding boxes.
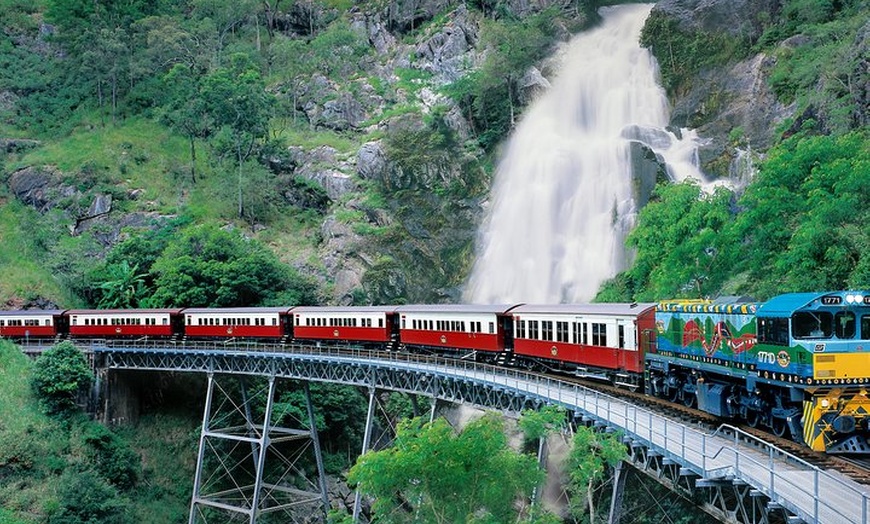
[31,340,94,416]
[2,341,190,523]
[599,129,870,302]
[347,414,547,523]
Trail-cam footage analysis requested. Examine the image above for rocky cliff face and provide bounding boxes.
[5,0,827,307]
[646,0,789,179]
[647,0,867,180]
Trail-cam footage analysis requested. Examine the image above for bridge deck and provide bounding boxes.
[30,339,869,524]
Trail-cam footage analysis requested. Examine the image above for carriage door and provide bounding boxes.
[617,321,628,369]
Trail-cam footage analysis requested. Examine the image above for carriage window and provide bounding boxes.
[835,311,855,339]
[556,321,568,343]
[402,318,407,329]
[592,323,607,346]
[862,316,870,340]
[582,323,588,345]
[379,318,384,328]
[792,312,833,339]
[618,325,625,349]
[542,321,553,341]
[529,320,539,340]
[517,320,526,338]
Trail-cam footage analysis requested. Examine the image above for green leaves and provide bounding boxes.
[96,261,148,309]
[518,405,566,443]
[617,129,869,302]
[148,223,316,307]
[348,414,543,523]
[566,426,626,522]
[624,181,738,300]
[737,131,870,294]
[31,341,94,417]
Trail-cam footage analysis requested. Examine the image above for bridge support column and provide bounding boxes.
[607,461,626,524]
[353,387,378,524]
[189,374,327,524]
[305,383,330,520]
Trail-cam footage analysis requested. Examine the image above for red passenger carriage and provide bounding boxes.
[0,310,66,338]
[67,309,183,338]
[510,303,655,382]
[396,304,516,353]
[183,308,291,339]
[292,306,397,344]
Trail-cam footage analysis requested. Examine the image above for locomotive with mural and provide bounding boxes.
[1,291,868,454]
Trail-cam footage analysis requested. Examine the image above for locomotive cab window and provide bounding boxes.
[834,311,855,339]
[757,317,789,346]
[792,312,833,339]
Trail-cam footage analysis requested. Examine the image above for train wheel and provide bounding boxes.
[682,393,696,408]
[746,410,760,428]
[772,418,788,438]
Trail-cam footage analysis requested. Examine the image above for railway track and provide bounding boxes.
[554,373,870,486]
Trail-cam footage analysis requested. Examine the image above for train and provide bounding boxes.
[1,290,869,455]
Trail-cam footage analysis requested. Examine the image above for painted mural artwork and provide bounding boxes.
[682,319,758,357]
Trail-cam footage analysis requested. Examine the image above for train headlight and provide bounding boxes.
[846,294,864,304]
[820,398,831,408]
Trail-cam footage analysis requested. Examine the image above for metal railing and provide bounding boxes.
[17,337,870,523]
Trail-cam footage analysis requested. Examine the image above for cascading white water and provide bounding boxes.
[464,4,709,304]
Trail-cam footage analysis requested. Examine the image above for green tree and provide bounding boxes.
[201,53,274,219]
[566,426,626,524]
[191,0,257,66]
[735,130,870,296]
[79,423,141,490]
[478,14,554,129]
[48,469,130,524]
[149,223,315,307]
[448,11,557,150]
[31,341,93,417]
[95,261,148,309]
[80,25,129,124]
[348,414,545,523]
[268,36,315,126]
[625,182,737,300]
[161,64,212,183]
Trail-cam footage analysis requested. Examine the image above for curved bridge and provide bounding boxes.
[42,339,870,524]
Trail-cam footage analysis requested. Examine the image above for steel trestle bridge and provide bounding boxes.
[27,339,870,524]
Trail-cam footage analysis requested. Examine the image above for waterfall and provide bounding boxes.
[464,4,709,305]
